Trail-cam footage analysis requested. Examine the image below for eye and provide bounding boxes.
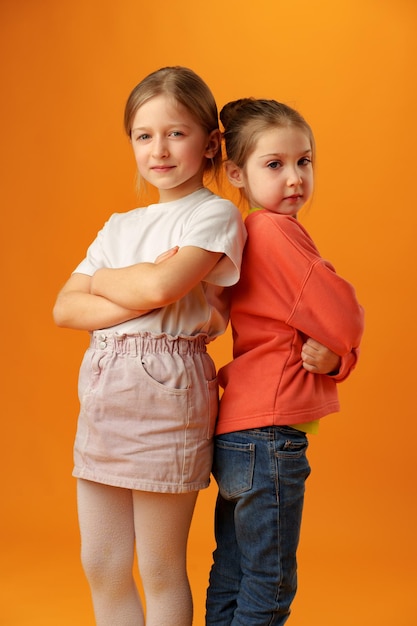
[267,160,281,170]
[134,133,151,142]
[169,130,184,138]
[299,156,312,166]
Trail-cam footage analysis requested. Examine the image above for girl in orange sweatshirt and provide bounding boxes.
[206,98,364,625]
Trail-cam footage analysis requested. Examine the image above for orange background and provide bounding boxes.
[1,1,416,624]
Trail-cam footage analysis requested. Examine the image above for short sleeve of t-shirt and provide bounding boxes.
[73,188,246,288]
[178,193,247,286]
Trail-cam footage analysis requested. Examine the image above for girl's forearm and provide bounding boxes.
[53,290,147,331]
[91,248,223,310]
[91,264,167,310]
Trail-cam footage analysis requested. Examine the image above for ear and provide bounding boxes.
[225,160,245,188]
[204,129,221,159]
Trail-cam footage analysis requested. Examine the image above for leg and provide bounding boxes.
[206,491,242,625]
[133,489,198,626]
[77,479,144,626]
[209,428,310,626]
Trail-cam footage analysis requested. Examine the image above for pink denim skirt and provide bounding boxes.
[73,332,218,493]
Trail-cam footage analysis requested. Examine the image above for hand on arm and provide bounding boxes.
[53,247,181,331]
[154,246,179,264]
[301,337,341,375]
[90,246,223,310]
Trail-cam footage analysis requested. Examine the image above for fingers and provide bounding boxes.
[301,340,320,362]
[302,360,317,373]
[303,337,325,356]
[154,246,179,264]
[301,342,318,372]
[301,338,340,374]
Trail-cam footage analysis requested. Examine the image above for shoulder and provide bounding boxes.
[247,210,299,231]
[195,188,242,217]
[246,211,309,240]
[189,189,245,233]
[245,211,320,258]
[98,206,147,230]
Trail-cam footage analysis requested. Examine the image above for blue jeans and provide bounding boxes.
[205,427,311,626]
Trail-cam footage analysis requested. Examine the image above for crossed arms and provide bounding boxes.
[53,246,222,331]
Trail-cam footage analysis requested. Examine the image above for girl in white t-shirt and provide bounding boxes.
[53,66,246,626]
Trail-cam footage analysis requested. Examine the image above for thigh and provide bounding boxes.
[206,492,242,626]
[274,426,311,553]
[213,428,310,556]
[213,431,272,564]
[132,490,198,577]
[210,435,251,580]
[77,479,135,570]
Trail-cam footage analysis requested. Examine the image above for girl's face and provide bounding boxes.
[228,126,313,216]
[130,94,219,203]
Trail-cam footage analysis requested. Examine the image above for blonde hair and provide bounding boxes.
[220,98,315,169]
[124,66,222,178]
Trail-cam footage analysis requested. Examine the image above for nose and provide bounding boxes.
[287,166,302,186]
[152,135,169,158]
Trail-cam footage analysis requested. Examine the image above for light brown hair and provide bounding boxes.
[220,98,315,169]
[124,66,222,178]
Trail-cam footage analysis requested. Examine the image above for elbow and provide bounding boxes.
[339,309,365,354]
[52,309,64,328]
[52,300,69,328]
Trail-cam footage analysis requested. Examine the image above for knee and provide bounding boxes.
[139,557,187,596]
[80,543,107,587]
[81,543,133,591]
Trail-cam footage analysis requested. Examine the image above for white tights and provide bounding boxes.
[77,479,198,626]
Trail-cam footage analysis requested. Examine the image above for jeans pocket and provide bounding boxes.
[275,426,309,459]
[275,429,311,487]
[213,437,255,498]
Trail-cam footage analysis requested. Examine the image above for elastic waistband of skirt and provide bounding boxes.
[90,331,209,355]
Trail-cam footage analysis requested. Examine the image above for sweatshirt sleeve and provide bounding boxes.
[258,213,365,360]
[287,255,365,357]
[330,349,360,382]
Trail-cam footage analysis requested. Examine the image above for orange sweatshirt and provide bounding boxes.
[216,210,365,435]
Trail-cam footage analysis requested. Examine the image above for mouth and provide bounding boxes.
[151,165,175,173]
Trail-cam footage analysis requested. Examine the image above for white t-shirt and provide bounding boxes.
[74,188,247,338]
